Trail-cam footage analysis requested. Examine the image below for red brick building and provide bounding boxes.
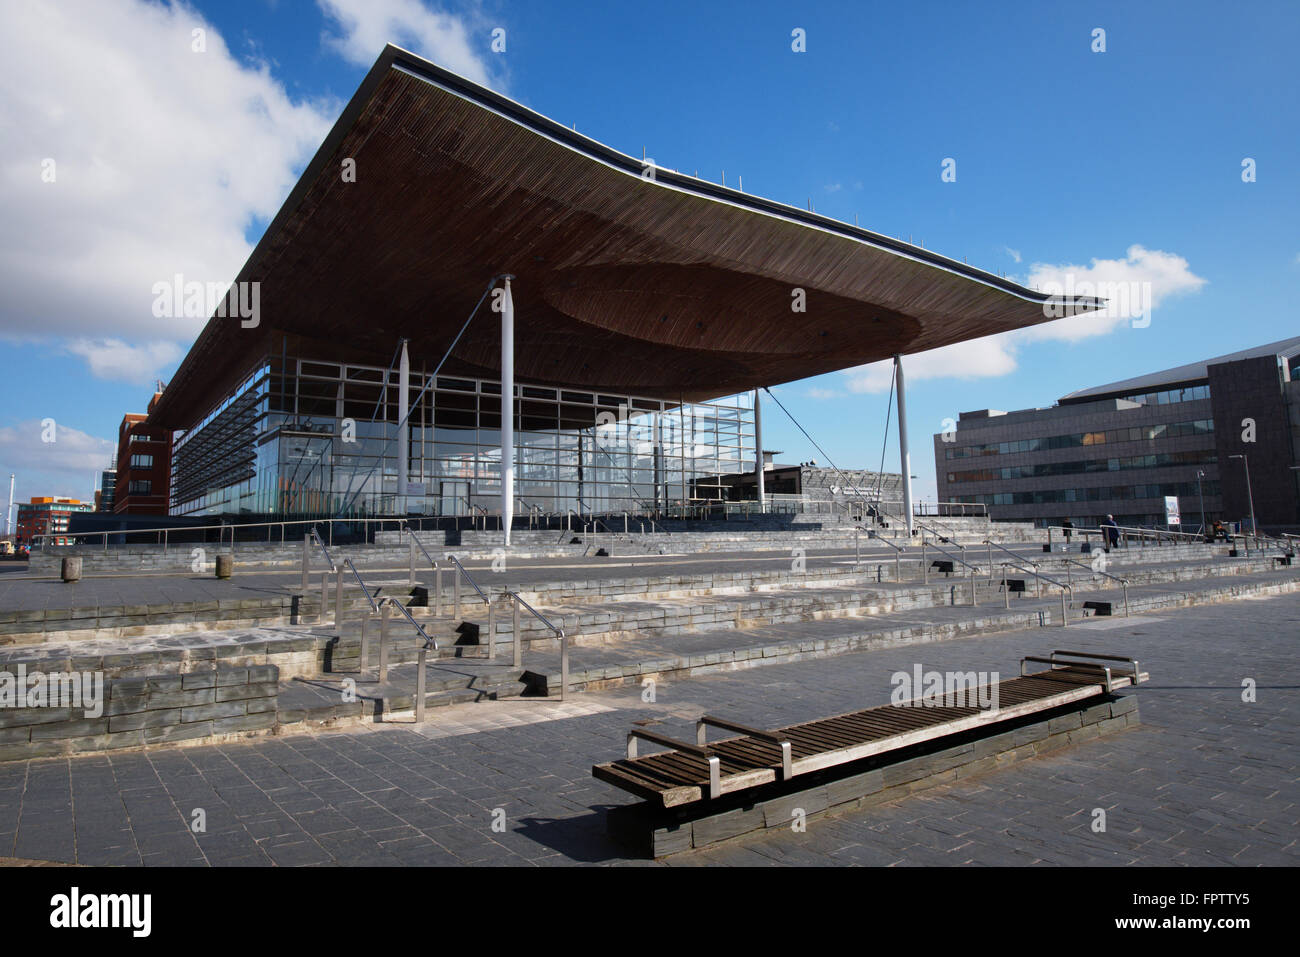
[15,497,95,545]
[113,389,173,515]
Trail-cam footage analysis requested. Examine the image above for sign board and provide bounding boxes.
[1164,495,1181,526]
[405,482,425,497]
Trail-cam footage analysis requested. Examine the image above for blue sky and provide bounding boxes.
[2,0,1297,511]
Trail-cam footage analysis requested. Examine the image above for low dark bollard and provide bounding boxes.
[61,556,82,582]
[215,554,233,579]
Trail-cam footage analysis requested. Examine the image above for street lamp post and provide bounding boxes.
[1229,454,1256,555]
[1195,469,1207,538]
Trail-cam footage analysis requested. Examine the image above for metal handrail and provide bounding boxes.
[503,590,569,699]
[32,515,387,552]
[444,553,489,605]
[402,520,438,569]
[309,526,337,572]
[916,518,960,544]
[999,558,1072,593]
[343,556,437,650]
[862,531,906,553]
[507,591,563,638]
[1056,557,1130,616]
[342,556,373,605]
[996,557,1074,627]
[924,539,984,577]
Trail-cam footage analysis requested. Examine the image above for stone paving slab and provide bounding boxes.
[0,589,1295,866]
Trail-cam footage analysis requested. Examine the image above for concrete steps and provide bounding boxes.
[516,566,1300,695]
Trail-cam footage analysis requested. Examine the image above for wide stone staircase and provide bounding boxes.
[2,533,1297,761]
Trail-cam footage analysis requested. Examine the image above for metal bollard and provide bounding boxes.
[486,597,495,660]
[320,573,328,624]
[922,541,928,583]
[434,567,443,616]
[408,540,416,586]
[334,569,343,631]
[378,603,391,682]
[301,536,310,593]
[359,616,370,676]
[454,573,461,618]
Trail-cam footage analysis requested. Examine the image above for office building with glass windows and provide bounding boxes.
[935,336,1300,531]
[147,45,1101,539]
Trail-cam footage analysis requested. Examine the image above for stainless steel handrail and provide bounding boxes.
[1049,649,1143,682]
[984,539,1040,596]
[923,539,984,577]
[916,517,960,544]
[444,552,488,605]
[343,554,438,729]
[1056,557,1130,616]
[33,516,369,551]
[504,590,569,698]
[401,520,438,568]
[997,557,1074,627]
[309,526,337,572]
[343,556,374,607]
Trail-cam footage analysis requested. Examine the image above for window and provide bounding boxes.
[130,454,153,468]
[129,480,152,495]
[130,433,154,443]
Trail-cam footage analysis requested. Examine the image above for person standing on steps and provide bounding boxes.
[1100,514,1120,552]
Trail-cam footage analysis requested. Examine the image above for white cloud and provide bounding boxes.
[844,336,1019,394]
[806,387,843,399]
[841,245,1207,393]
[1020,244,1207,342]
[0,419,116,503]
[0,0,498,387]
[1004,246,1022,263]
[0,0,337,379]
[318,0,502,87]
[825,183,842,193]
[64,339,185,385]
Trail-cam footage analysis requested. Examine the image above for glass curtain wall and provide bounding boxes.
[170,352,755,518]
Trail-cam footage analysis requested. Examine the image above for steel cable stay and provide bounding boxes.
[761,385,892,522]
[328,338,407,518]
[337,274,508,519]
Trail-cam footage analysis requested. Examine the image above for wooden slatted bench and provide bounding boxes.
[594,650,1147,809]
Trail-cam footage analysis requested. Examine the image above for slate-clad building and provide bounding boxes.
[146,45,1099,538]
[935,337,1300,531]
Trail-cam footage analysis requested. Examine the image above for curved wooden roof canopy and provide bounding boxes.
[151,44,1102,430]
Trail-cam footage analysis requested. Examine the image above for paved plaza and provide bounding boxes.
[0,590,1295,866]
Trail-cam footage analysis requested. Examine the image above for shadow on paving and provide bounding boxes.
[514,807,628,863]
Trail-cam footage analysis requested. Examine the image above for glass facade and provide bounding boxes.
[170,353,756,518]
[944,418,1215,459]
